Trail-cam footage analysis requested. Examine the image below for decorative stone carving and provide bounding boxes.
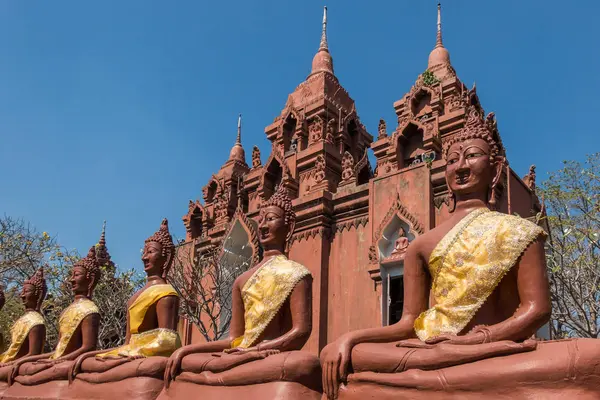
[325,118,336,144]
[314,155,326,184]
[309,117,324,143]
[213,191,230,225]
[523,165,536,191]
[340,151,355,183]
[252,146,262,169]
[378,119,387,139]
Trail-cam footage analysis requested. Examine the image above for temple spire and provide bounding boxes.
[436,2,443,48]
[310,6,334,76]
[319,6,328,51]
[228,113,246,163]
[236,114,242,145]
[99,220,106,246]
[428,2,451,69]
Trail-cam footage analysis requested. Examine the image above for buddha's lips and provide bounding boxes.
[456,172,470,184]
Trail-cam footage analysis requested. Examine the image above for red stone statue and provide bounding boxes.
[6,243,102,391]
[388,227,409,258]
[319,107,600,399]
[158,185,321,400]
[0,268,47,382]
[68,219,180,399]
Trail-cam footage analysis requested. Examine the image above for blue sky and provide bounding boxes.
[1,0,598,272]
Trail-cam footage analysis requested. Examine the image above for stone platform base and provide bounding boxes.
[157,381,322,400]
[1,381,68,400]
[65,377,164,400]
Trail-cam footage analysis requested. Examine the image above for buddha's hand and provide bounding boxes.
[320,337,352,400]
[164,347,187,389]
[425,331,486,345]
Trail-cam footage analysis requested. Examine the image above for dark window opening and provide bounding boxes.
[388,276,404,325]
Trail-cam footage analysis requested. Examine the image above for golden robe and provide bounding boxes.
[51,298,99,359]
[414,208,546,341]
[96,284,180,358]
[0,311,45,363]
[232,254,311,349]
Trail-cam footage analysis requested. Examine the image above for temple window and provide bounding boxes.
[283,114,297,153]
[410,89,432,118]
[397,124,425,169]
[263,159,283,200]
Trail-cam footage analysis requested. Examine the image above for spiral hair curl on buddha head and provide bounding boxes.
[263,184,296,228]
[74,246,102,297]
[145,218,175,278]
[24,266,48,310]
[442,107,504,162]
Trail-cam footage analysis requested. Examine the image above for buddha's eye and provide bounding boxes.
[465,152,484,159]
[447,158,458,165]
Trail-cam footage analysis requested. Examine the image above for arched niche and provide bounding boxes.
[346,119,359,159]
[215,209,261,335]
[282,113,297,153]
[396,123,425,169]
[410,88,433,118]
[183,200,205,240]
[377,215,416,261]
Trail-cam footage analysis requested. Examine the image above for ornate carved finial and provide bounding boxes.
[310,6,334,76]
[320,6,328,51]
[252,145,262,168]
[436,3,443,48]
[378,119,387,139]
[95,220,113,268]
[523,165,537,191]
[236,114,242,145]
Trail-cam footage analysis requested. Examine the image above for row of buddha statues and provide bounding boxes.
[0,107,597,399]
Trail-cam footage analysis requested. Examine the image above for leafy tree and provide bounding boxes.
[540,153,600,338]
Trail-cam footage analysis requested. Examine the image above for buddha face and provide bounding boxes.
[70,266,92,295]
[446,138,498,199]
[21,284,38,309]
[258,205,288,251]
[142,241,166,277]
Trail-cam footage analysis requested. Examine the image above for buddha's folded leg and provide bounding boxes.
[348,339,600,392]
[76,357,167,383]
[15,361,52,376]
[14,361,71,385]
[80,356,134,373]
[178,351,321,388]
[180,351,274,374]
[351,339,537,373]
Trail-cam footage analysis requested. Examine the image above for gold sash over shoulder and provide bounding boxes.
[96,283,181,358]
[232,254,311,349]
[51,298,99,359]
[414,208,546,341]
[0,311,45,363]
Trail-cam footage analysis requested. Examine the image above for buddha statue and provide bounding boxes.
[0,268,47,381]
[68,219,180,398]
[389,227,409,258]
[7,244,101,388]
[158,185,321,400]
[320,107,600,399]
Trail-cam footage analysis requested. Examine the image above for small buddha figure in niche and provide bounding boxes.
[162,184,320,392]
[0,268,47,381]
[8,244,102,386]
[69,219,180,384]
[389,227,409,258]
[320,107,600,399]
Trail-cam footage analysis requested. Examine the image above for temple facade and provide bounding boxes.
[178,5,542,354]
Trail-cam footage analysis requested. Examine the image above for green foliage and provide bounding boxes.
[422,69,440,87]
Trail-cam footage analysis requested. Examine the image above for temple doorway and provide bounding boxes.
[388,275,404,325]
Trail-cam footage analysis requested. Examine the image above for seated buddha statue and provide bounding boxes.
[68,219,180,390]
[8,244,102,387]
[0,268,47,381]
[388,227,409,259]
[320,107,600,400]
[159,185,321,399]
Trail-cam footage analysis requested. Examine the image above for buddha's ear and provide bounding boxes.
[491,156,506,189]
[285,220,296,244]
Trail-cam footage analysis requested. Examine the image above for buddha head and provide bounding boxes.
[71,246,101,298]
[443,107,505,211]
[22,267,47,311]
[142,219,174,280]
[258,185,296,253]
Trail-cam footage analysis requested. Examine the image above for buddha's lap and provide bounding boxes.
[349,338,600,387]
[80,356,168,376]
